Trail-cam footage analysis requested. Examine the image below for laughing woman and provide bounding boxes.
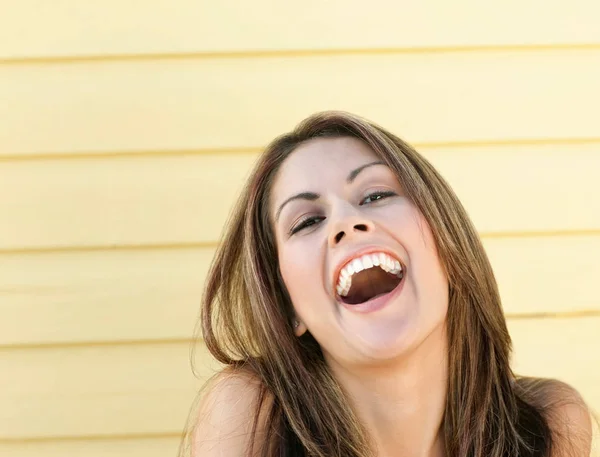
[182,112,592,457]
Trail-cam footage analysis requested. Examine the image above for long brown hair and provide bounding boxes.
[182,111,558,456]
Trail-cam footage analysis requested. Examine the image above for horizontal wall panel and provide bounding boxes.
[1,144,599,250]
[0,343,220,440]
[486,235,600,317]
[510,317,600,412]
[1,235,599,346]
[0,248,212,345]
[1,51,600,156]
[0,437,182,457]
[1,1,599,59]
[0,318,598,439]
[0,152,253,249]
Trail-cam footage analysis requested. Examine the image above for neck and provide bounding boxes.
[327,325,448,457]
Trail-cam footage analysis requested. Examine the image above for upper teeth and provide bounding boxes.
[336,252,402,297]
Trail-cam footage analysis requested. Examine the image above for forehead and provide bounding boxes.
[273,137,380,191]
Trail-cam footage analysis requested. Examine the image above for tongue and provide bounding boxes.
[344,267,401,305]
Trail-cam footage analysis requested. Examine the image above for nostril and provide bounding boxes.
[334,232,345,243]
[354,224,368,231]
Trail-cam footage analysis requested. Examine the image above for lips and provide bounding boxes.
[332,248,405,303]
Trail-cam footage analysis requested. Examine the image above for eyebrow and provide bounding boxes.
[275,191,320,222]
[346,161,386,184]
[275,161,386,222]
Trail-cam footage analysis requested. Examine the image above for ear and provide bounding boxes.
[293,319,307,337]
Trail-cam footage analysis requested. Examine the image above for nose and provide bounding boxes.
[328,205,375,247]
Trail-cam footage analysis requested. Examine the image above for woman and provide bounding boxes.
[182,111,592,456]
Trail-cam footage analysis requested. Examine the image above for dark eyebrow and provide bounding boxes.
[275,192,320,222]
[346,161,386,183]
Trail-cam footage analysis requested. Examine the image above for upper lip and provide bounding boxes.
[331,246,404,296]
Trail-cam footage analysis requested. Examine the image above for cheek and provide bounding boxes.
[415,240,449,316]
[403,215,449,314]
[279,245,324,307]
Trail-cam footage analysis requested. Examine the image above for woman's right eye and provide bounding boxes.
[290,216,325,235]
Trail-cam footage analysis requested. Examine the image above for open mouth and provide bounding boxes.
[336,252,404,305]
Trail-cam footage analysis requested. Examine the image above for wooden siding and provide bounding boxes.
[1,0,600,59]
[2,52,600,157]
[1,1,599,455]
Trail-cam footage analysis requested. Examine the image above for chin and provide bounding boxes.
[364,328,419,360]
[342,310,447,366]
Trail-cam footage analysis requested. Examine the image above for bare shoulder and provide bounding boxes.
[191,366,273,457]
[543,379,593,457]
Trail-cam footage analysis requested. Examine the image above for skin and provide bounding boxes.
[270,137,449,457]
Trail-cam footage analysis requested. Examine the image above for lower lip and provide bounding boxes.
[338,273,406,314]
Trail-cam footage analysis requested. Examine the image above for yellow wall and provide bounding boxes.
[1,1,599,455]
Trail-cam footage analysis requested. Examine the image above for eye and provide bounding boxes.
[360,190,397,205]
[289,216,325,235]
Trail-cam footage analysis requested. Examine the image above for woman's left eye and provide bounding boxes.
[360,190,396,205]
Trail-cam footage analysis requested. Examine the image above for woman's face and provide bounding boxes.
[270,137,448,366]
